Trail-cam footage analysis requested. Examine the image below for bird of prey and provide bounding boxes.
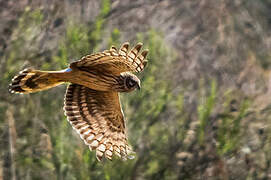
[9,42,148,161]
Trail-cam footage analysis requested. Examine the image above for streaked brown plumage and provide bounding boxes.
[9,42,148,161]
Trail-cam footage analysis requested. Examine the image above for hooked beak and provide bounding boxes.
[136,83,141,90]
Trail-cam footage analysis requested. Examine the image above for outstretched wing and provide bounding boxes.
[64,84,134,161]
[70,42,148,75]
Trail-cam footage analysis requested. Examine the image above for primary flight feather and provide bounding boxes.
[9,42,148,161]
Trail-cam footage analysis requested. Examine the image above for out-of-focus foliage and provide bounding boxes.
[198,80,217,145]
[1,0,271,180]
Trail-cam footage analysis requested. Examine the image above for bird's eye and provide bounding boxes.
[129,80,135,86]
[126,78,136,88]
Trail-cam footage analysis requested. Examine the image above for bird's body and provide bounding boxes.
[9,42,148,161]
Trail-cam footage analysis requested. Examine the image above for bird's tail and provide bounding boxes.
[9,68,66,94]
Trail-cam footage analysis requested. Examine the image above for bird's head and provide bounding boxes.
[121,72,141,92]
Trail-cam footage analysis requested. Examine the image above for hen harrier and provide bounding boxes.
[9,42,148,161]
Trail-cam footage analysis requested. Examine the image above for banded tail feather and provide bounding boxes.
[9,68,66,94]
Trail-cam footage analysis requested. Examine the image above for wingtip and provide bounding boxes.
[96,150,104,162]
[136,42,143,46]
[119,42,130,55]
[122,41,130,46]
[110,45,117,52]
[133,43,143,52]
[141,50,149,58]
[143,60,148,67]
[121,42,130,49]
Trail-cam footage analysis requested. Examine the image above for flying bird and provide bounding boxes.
[9,42,148,161]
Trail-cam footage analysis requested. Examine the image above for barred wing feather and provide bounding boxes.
[63,84,134,161]
[70,42,148,75]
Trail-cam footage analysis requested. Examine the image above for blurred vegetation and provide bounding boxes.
[198,80,217,145]
[1,0,271,180]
